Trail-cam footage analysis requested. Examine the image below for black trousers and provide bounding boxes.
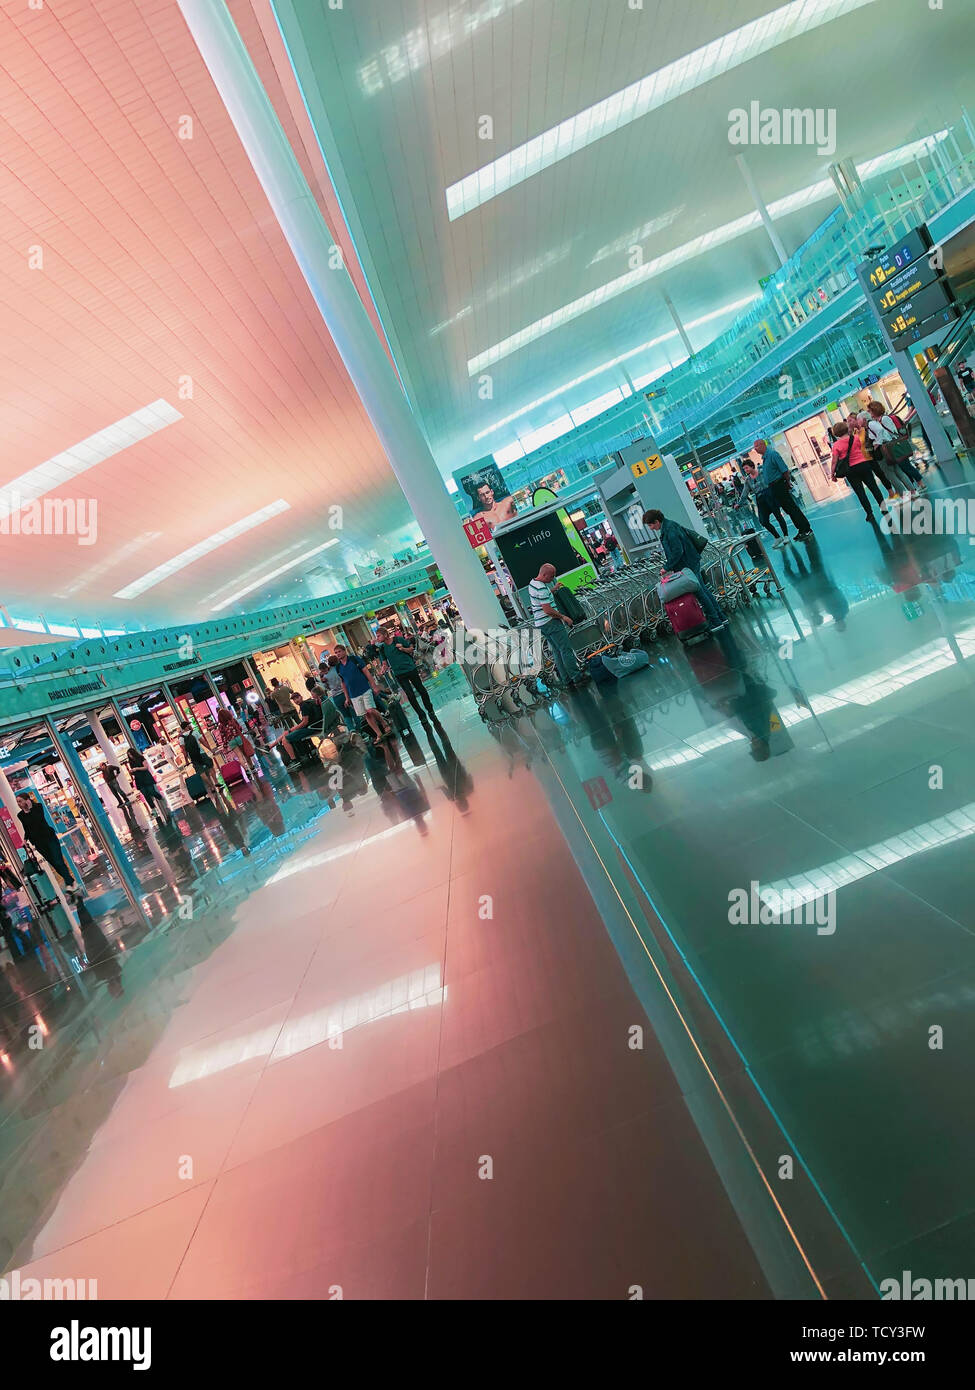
[755,492,785,537]
[767,476,810,535]
[397,668,435,718]
[846,463,886,516]
[31,836,74,887]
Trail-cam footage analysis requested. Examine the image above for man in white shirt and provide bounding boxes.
[529,563,583,688]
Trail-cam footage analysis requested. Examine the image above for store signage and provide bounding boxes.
[0,806,24,848]
[463,515,493,547]
[881,279,955,337]
[863,228,932,292]
[44,677,105,702]
[644,387,668,399]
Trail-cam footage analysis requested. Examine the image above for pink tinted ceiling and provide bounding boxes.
[0,0,414,629]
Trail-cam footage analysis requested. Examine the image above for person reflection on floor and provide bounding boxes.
[569,684,654,792]
[686,633,794,762]
[422,721,473,813]
[779,535,849,631]
[76,898,123,998]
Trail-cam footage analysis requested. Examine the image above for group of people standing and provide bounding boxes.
[257,623,445,771]
[827,403,924,522]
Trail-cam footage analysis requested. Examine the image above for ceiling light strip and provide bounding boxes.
[210,537,339,611]
[474,294,758,441]
[0,400,183,514]
[113,500,291,600]
[445,0,879,219]
[466,131,946,378]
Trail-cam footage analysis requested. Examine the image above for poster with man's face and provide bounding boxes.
[455,460,518,535]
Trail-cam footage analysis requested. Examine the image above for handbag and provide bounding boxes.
[681,524,709,553]
[880,417,913,464]
[834,435,855,479]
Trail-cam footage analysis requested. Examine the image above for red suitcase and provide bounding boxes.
[219,759,245,785]
[664,591,710,644]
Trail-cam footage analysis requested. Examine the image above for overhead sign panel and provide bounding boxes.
[873,255,942,313]
[881,280,955,337]
[863,227,932,293]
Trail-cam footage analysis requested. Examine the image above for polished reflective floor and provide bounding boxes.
[3,463,975,1299]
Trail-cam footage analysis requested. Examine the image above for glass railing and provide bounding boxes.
[507,112,975,488]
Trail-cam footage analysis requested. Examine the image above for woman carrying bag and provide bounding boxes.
[831,420,887,521]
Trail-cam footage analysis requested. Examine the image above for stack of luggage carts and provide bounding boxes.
[459,530,779,723]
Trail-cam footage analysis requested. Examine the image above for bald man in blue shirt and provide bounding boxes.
[754,440,812,540]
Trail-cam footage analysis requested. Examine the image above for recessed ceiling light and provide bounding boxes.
[114,500,291,599]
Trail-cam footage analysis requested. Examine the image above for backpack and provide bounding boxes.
[681,524,708,554]
[553,584,586,622]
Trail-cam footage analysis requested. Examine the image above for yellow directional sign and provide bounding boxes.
[645,453,664,471]
[631,460,648,477]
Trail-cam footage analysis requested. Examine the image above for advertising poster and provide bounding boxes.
[454,457,518,534]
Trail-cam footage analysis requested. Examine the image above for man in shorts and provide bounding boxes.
[333,645,393,751]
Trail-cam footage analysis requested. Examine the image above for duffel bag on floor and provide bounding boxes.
[602,648,650,679]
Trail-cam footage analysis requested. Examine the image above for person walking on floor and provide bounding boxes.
[739,460,788,546]
[753,439,812,539]
[333,644,394,750]
[15,792,82,898]
[379,624,441,728]
[180,723,220,800]
[830,419,887,521]
[529,563,587,688]
[125,747,171,826]
[640,510,728,632]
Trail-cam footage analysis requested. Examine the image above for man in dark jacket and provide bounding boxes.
[16,792,81,897]
[642,510,727,631]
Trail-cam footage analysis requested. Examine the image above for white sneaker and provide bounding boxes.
[772,537,787,548]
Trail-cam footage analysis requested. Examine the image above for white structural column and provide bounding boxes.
[178,0,505,631]
[661,292,694,358]
[735,153,788,268]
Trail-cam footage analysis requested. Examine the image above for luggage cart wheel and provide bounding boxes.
[640,627,656,643]
[658,619,672,636]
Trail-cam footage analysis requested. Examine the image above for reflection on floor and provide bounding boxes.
[2,462,975,1299]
